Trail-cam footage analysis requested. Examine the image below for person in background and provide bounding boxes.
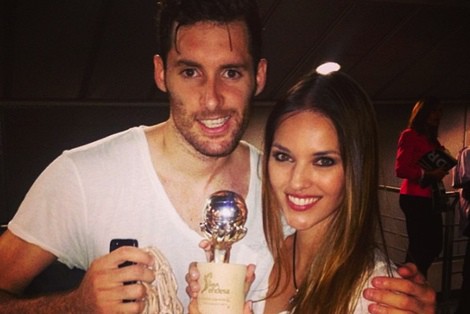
[188,70,436,314]
[0,0,436,313]
[395,96,448,278]
[452,146,470,314]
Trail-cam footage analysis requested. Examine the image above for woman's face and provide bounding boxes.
[268,111,345,234]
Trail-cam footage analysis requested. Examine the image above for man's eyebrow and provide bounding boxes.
[175,59,250,71]
[223,63,249,70]
[175,59,200,68]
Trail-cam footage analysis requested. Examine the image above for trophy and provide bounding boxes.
[197,190,248,314]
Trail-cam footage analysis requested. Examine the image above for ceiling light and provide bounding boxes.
[316,62,341,75]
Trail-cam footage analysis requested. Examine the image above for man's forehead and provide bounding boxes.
[171,20,250,54]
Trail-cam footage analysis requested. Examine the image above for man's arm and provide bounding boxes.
[363,263,436,314]
[0,230,81,313]
[0,230,156,314]
[0,230,57,295]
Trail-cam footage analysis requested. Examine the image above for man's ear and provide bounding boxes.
[254,58,268,96]
[153,54,167,92]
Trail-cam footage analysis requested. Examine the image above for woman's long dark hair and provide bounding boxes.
[262,70,391,313]
[407,96,441,144]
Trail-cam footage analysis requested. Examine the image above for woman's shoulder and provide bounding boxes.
[400,128,419,138]
[352,252,401,314]
[399,128,429,144]
[372,250,400,278]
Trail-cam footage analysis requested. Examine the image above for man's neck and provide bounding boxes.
[143,121,250,232]
[147,121,237,180]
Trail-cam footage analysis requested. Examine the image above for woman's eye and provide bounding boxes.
[272,151,291,162]
[315,157,335,167]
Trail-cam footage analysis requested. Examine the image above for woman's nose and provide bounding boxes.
[289,163,312,191]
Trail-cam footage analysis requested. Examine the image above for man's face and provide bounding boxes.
[154,21,266,157]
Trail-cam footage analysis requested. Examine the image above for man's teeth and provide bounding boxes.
[201,117,228,128]
[288,195,317,206]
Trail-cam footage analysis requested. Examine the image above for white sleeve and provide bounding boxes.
[8,153,88,269]
[353,257,400,314]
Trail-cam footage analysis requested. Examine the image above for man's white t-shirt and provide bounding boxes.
[9,126,272,310]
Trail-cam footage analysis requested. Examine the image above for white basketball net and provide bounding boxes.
[141,247,184,314]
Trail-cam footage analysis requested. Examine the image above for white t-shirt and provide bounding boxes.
[9,126,272,310]
[353,254,400,314]
[279,252,399,314]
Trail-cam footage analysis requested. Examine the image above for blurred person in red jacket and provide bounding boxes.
[395,96,449,278]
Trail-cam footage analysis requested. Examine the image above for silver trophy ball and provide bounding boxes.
[200,190,248,263]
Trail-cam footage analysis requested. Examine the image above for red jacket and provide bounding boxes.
[395,128,443,198]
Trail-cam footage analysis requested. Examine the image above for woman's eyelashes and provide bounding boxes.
[271,150,292,162]
[271,149,339,167]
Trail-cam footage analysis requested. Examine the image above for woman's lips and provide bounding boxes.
[286,194,319,211]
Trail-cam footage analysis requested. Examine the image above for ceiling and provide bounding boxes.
[1,0,470,105]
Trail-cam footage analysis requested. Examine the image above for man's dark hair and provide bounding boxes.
[156,0,262,65]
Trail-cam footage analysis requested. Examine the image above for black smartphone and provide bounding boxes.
[109,238,138,268]
[110,238,139,293]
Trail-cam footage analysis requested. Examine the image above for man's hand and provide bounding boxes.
[363,262,436,313]
[0,231,156,314]
[71,246,156,313]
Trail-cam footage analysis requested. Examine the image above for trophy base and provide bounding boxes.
[197,262,247,314]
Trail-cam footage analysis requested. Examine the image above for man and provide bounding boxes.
[452,146,470,314]
[0,0,436,313]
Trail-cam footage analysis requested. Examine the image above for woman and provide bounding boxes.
[395,97,447,278]
[259,70,396,313]
[187,70,435,313]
